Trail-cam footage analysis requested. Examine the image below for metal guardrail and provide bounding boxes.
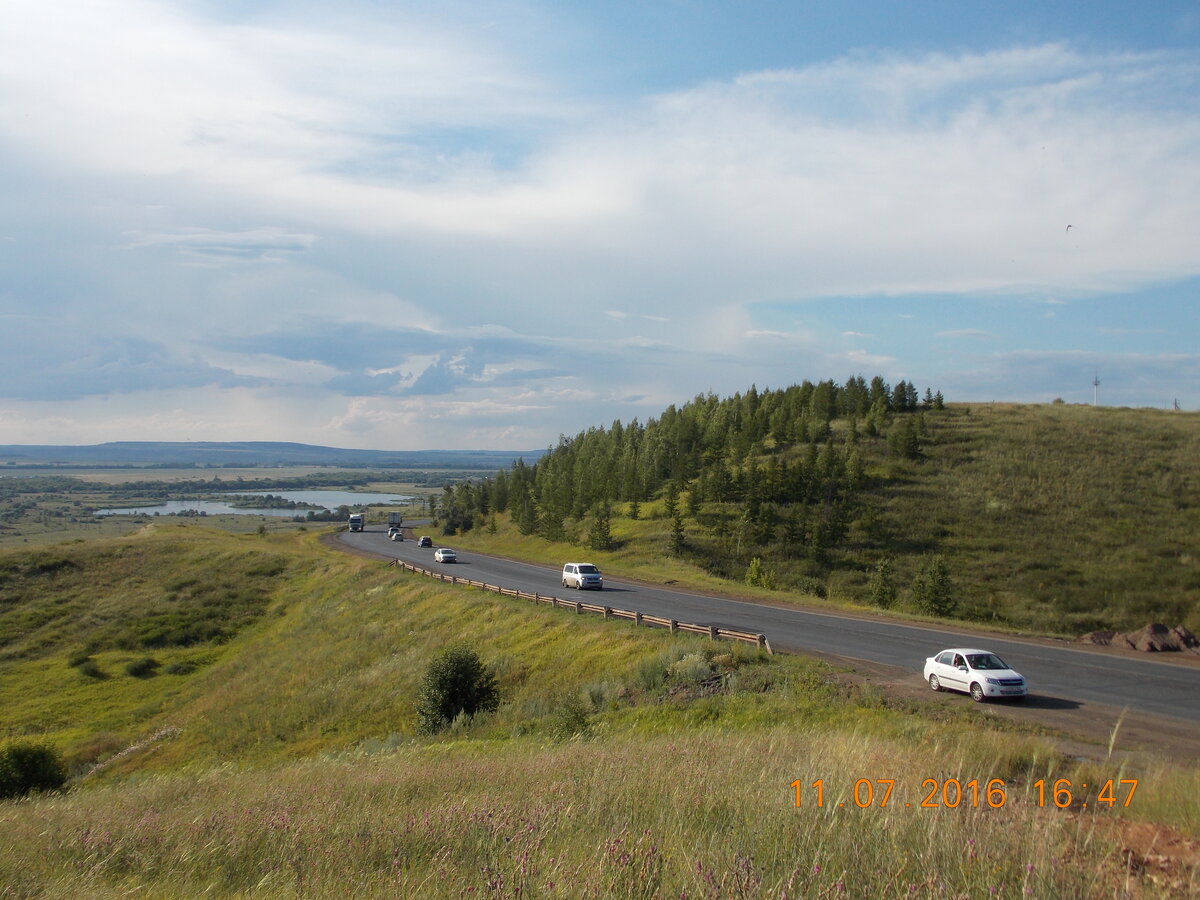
[388,559,773,654]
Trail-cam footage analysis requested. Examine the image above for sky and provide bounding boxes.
[1,1,1199,451]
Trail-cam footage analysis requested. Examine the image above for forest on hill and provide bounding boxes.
[434,378,1199,635]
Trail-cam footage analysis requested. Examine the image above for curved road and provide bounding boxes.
[340,528,1200,725]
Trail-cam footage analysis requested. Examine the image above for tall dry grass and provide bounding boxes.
[1,729,1164,899]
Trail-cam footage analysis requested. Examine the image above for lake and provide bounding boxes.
[93,489,413,518]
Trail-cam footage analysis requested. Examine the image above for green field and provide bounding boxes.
[0,523,1197,896]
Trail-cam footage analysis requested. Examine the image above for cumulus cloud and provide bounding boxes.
[1,2,1198,444]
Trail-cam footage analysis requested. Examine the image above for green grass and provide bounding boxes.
[0,524,1196,896]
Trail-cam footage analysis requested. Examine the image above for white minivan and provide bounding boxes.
[562,562,603,590]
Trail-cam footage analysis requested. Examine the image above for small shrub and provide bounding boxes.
[793,576,827,598]
[125,657,160,678]
[77,660,105,679]
[710,653,739,673]
[667,653,715,686]
[164,660,197,675]
[634,656,667,692]
[745,557,778,590]
[550,693,594,742]
[414,645,499,734]
[0,742,67,799]
[729,666,777,693]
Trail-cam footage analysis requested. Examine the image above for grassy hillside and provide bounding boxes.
[0,524,1197,896]
[856,403,1199,633]
[446,403,1200,637]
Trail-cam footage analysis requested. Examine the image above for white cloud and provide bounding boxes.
[607,310,671,323]
[937,329,998,339]
[1,4,1198,442]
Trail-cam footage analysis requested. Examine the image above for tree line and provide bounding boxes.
[434,378,945,593]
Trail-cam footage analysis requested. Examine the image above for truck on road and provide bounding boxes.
[348,513,365,532]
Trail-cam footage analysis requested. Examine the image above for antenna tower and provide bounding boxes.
[1092,372,1100,407]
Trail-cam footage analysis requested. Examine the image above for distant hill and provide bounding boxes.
[0,441,543,470]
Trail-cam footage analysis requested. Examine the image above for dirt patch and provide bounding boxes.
[1080,623,1200,655]
[1098,818,1200,897]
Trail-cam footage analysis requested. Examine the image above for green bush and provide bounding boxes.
[667,652,715,685]
[744,557,777,589]
[793,576,827,598]
[0,742,67,799]
[125,657,160,678]
[549,693,594,742]
[414,645,500,734]
[77,659,105,679]
[164,660,197,675]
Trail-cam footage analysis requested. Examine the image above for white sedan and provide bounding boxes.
[923,648,1027,702]
[433,548,457,563]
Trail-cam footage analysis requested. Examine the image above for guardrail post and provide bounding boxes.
[634,612,643,627]
[574,601,582,614]
[757,634,767,652]
[709,625,718,641]
[534,593,540,603]
[670,619,678,634]
[603,607,611,620]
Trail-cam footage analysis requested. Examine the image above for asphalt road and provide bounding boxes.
[341,527,1200,725]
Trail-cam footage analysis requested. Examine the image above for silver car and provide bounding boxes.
[562,562,603,590]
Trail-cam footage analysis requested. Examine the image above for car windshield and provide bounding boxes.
[578,565,599,574]
[966,653,1008,670]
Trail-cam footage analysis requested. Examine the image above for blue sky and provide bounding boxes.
[1,1,1198,450]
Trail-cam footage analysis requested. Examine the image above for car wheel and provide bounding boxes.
[928,674,941,692]
[970,682,986,703]
[562,580,568,588]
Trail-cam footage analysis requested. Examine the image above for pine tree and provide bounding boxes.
[911,555,955,616]
[671,510,686,556]
[867,556,897,608]
[588,502,614,552]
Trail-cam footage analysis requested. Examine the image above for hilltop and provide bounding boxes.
[438,397,1200,637]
